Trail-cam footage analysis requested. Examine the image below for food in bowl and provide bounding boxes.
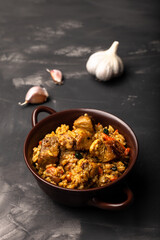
[32,113,130,189]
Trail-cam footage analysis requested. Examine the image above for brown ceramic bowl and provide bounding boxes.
[24,106,138,210]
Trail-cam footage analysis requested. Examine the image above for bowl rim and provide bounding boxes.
[24,107,139,193]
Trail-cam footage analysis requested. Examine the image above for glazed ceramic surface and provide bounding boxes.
[24,106,138,210]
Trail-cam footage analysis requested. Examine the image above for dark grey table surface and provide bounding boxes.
[0,0,160,239]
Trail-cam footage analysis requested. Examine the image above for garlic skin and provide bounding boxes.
[86,41,124,81]
[18,86,49,106]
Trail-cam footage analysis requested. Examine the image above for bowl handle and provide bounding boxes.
[88,186,133,210]
[32,106,56,127]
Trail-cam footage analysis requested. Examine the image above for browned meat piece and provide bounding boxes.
[38,136,59,167]
[89,139,116,162]
[58,132,75,150]
[73,114,94,132]
[44,166,60,183]
[104,143,117,162]
[73,128,93,150]
[78,159,99,178]
[111,141,125,159]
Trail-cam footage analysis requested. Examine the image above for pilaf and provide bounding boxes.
[32,114,130,189]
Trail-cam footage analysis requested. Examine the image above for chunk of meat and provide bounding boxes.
[58,132,75,150]
[44,166,62,183]
[38,136,59,167]
[111,141,126,159]
[89,139,116,162]
[104,143,117,162]
[101,132,127,159]
[59,150,77,169]
[73,128,93,150]
[78,159,99,178]
[73,114,94,132]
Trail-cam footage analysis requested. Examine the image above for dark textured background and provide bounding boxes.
[0,0,160,239]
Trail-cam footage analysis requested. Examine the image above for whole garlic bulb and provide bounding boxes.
[86,41,124,81]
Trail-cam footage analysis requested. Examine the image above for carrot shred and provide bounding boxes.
[101,133,114,141]
[124,148,130,155]
[67,172,72,182]
[98,167,103,175]
[110,175,118,181]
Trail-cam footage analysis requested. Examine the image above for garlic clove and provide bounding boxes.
[117,56,124,74]
[86,41,124,81]
[95,64,112,81]
[96,60,112,81]
[112,57,120,75]
[46,68,63,85]
[18,86,49,106]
